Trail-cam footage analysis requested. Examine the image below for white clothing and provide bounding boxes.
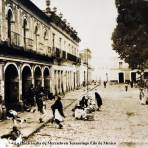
[55,109,63,122]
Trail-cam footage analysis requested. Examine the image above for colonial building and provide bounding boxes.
[0,0,81,110]
[95,57,148,84]
[79,49,93,86]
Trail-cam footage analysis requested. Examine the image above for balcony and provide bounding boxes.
[62,50,66,59]
[25,38,33,50]
[54,47,61,58]
[38,42,44,53]
[67,53,77,62]
[11,31,21,47]
[0,31,54,63]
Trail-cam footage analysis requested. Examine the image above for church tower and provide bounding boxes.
[46,0,51,13]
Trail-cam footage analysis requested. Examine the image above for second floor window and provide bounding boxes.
[7,9,13,41]
[23,19,27,47]
[119,62,123,68]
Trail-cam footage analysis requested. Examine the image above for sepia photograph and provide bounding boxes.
[0,0,148,147]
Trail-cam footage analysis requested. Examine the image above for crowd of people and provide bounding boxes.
[72,92,103,121]
[1,79,148,145]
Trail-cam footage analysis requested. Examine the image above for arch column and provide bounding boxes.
[58,71,62,94]
[63,71,66,93]
[70,72,72,90]
[55,70,58,95]
[0,63,5,101]
[31,68,34,86]
[41,67,44,87]
[77,70,80,88]
[68,72,70,91]
[18,65,22,101]
[49,67,54,94]
[66,71,68,92]
[74,72,76,89]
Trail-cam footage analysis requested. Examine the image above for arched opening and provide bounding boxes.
[131,72,136,83]
[44,30,48,40]
[34,26,39,51]
[44,68,50,92]
[118,72,124,83]
[22,66,32,100]
[34,67,42,88]
[5,64,19,110]
[7,9,13,42]
[23,19,27,48]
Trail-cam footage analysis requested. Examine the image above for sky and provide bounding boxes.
[31,0,118,67]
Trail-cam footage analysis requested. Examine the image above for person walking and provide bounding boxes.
[130,81,134,88]
[27,84,35,107]
[125,82,128,92]
[51,96,65,129]
[35,86,46,123]
[95,92,102,111]
[103,81,107,88]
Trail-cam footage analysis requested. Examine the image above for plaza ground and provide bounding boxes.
[22,84,148,148]
[0,84,147,148]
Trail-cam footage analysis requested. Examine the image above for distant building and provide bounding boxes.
[95,56,148,84]
[79,49,93,86]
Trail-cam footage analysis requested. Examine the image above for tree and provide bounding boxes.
[112,0,148,71]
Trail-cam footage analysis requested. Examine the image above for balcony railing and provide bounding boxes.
[47,46,52,56]
[54,47,61,58]
[38,42,44,52]
[67,52,81,64]
[11,31,20,47]
[67,53,77,62]
[25,38,33,50]
[62,50,66,59]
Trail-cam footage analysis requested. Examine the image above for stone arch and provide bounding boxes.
[22,65,32,100]
[5,5,13,19]
[21,64,32,72]
[43,67,50,92]
[43,27,48,40]
[22,17,28,47]
[34,66,42,87]
[4,62,19,73]
[34,23,40,50]
[4,64,19,110]
[6,8,13,41]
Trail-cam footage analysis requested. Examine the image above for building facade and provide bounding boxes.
[79,49,93,86]
[0,0,81,110]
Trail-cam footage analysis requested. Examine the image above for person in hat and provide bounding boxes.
[95,92,102,111]
[51,96,65,129]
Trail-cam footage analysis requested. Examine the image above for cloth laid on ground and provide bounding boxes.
[74,107,86,119]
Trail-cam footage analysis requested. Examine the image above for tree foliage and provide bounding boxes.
[112,0,148,70]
